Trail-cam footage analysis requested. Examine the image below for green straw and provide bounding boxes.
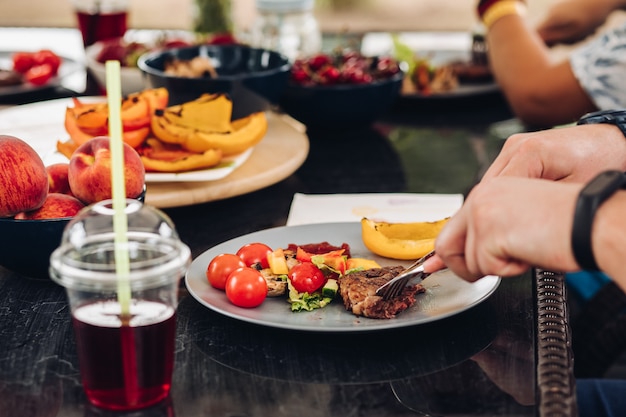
[105,60,131,318]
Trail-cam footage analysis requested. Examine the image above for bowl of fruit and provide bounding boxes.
[0,135,146,279]
[137,44,291,120]
[278,51,403,128]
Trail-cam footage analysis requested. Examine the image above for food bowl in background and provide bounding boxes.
[85,39,147,95]
[279,75,403,129]
[138,44,291,120]
[278,53,404,129]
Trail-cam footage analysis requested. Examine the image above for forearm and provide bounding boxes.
[486,13,596,126]
[487,15,552,95]
[592,191,626,291]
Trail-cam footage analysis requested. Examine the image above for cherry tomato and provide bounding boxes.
[225,267,267,308]
[206,253,246,290]
[288,262,326,294]
[33,50,61,74]
[236,243,273,269]
[12,52,35,74]
[24,64,54,86]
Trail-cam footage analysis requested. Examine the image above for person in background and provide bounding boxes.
[423,112,626,417]
[475,0,626,127]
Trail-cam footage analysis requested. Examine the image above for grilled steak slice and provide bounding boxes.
[338,266,425,319]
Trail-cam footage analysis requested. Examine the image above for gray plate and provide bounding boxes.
[399,49,498,100]
[185,222,500,332]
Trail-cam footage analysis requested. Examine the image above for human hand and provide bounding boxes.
[428,177,581,281]
[481,123,626,183]
[536,0,616,46]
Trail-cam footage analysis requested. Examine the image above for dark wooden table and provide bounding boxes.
[0,27,577,417]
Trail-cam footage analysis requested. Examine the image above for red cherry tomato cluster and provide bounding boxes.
[206,242,338,308]
[12,49,62,86]
[206,242,273,308]
[290,51,401,86]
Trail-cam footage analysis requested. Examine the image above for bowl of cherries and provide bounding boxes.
[278,50,403,128]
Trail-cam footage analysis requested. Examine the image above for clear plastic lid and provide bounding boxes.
[49,200,191,291]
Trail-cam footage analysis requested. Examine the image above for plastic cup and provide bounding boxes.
[49,200,191,411]
[71,0,129,47]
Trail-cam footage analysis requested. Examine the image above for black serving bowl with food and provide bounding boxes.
[278,52,404,129]
[0,217,70,279]
[138,44,291,120]
[0,189,147,279]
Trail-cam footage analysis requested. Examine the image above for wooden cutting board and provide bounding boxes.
[144,112,309,208]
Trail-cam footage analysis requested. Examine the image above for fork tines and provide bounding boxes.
[376,250,435,300]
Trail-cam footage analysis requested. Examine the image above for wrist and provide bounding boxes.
[593,191,626,277]
[572,170,626,270]
[577,109,626,138]
[479,0,527,30]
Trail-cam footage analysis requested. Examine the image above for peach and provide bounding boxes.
[14,193,85,220]
[0,135,48,218]
[46,163,73,195]
[68,136,146,204]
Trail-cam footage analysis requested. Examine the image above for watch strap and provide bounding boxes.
[572,170,626,270]
[577,109,626,138]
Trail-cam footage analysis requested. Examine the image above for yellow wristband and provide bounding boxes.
[482,1,527,29]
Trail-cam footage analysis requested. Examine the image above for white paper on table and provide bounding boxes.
[286,193,464,226]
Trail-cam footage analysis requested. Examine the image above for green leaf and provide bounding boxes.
[287,281,332,312]
[391,34,416,75]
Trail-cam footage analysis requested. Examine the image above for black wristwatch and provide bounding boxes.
[577,109,626,138]
[572,170,626,270]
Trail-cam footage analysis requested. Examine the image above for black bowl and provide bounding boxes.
[138,44,291,120]
[0,189,147,279]
[278,71,404,128]
[0,217,69,279]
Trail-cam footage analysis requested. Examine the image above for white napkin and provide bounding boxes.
[286,193,463,226]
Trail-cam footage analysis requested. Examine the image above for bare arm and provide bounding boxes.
[486,14,596,127]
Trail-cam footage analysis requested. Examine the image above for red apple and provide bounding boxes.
[46,163,73,195]
[68,136,145,205]
[0,135,48,218]
[14,193,85,220]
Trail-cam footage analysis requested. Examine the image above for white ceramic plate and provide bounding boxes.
[0,51,81,98]
[185,222,501,332]
[0,96,252,183]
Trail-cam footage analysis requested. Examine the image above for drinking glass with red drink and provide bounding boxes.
[49,200,191,411]
[71,0,129,47]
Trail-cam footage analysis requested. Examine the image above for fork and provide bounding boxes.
[376,250,437,300]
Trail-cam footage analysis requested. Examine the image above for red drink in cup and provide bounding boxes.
[50,200,191,411]
[72,300,176,410]
[72,0,129,47]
